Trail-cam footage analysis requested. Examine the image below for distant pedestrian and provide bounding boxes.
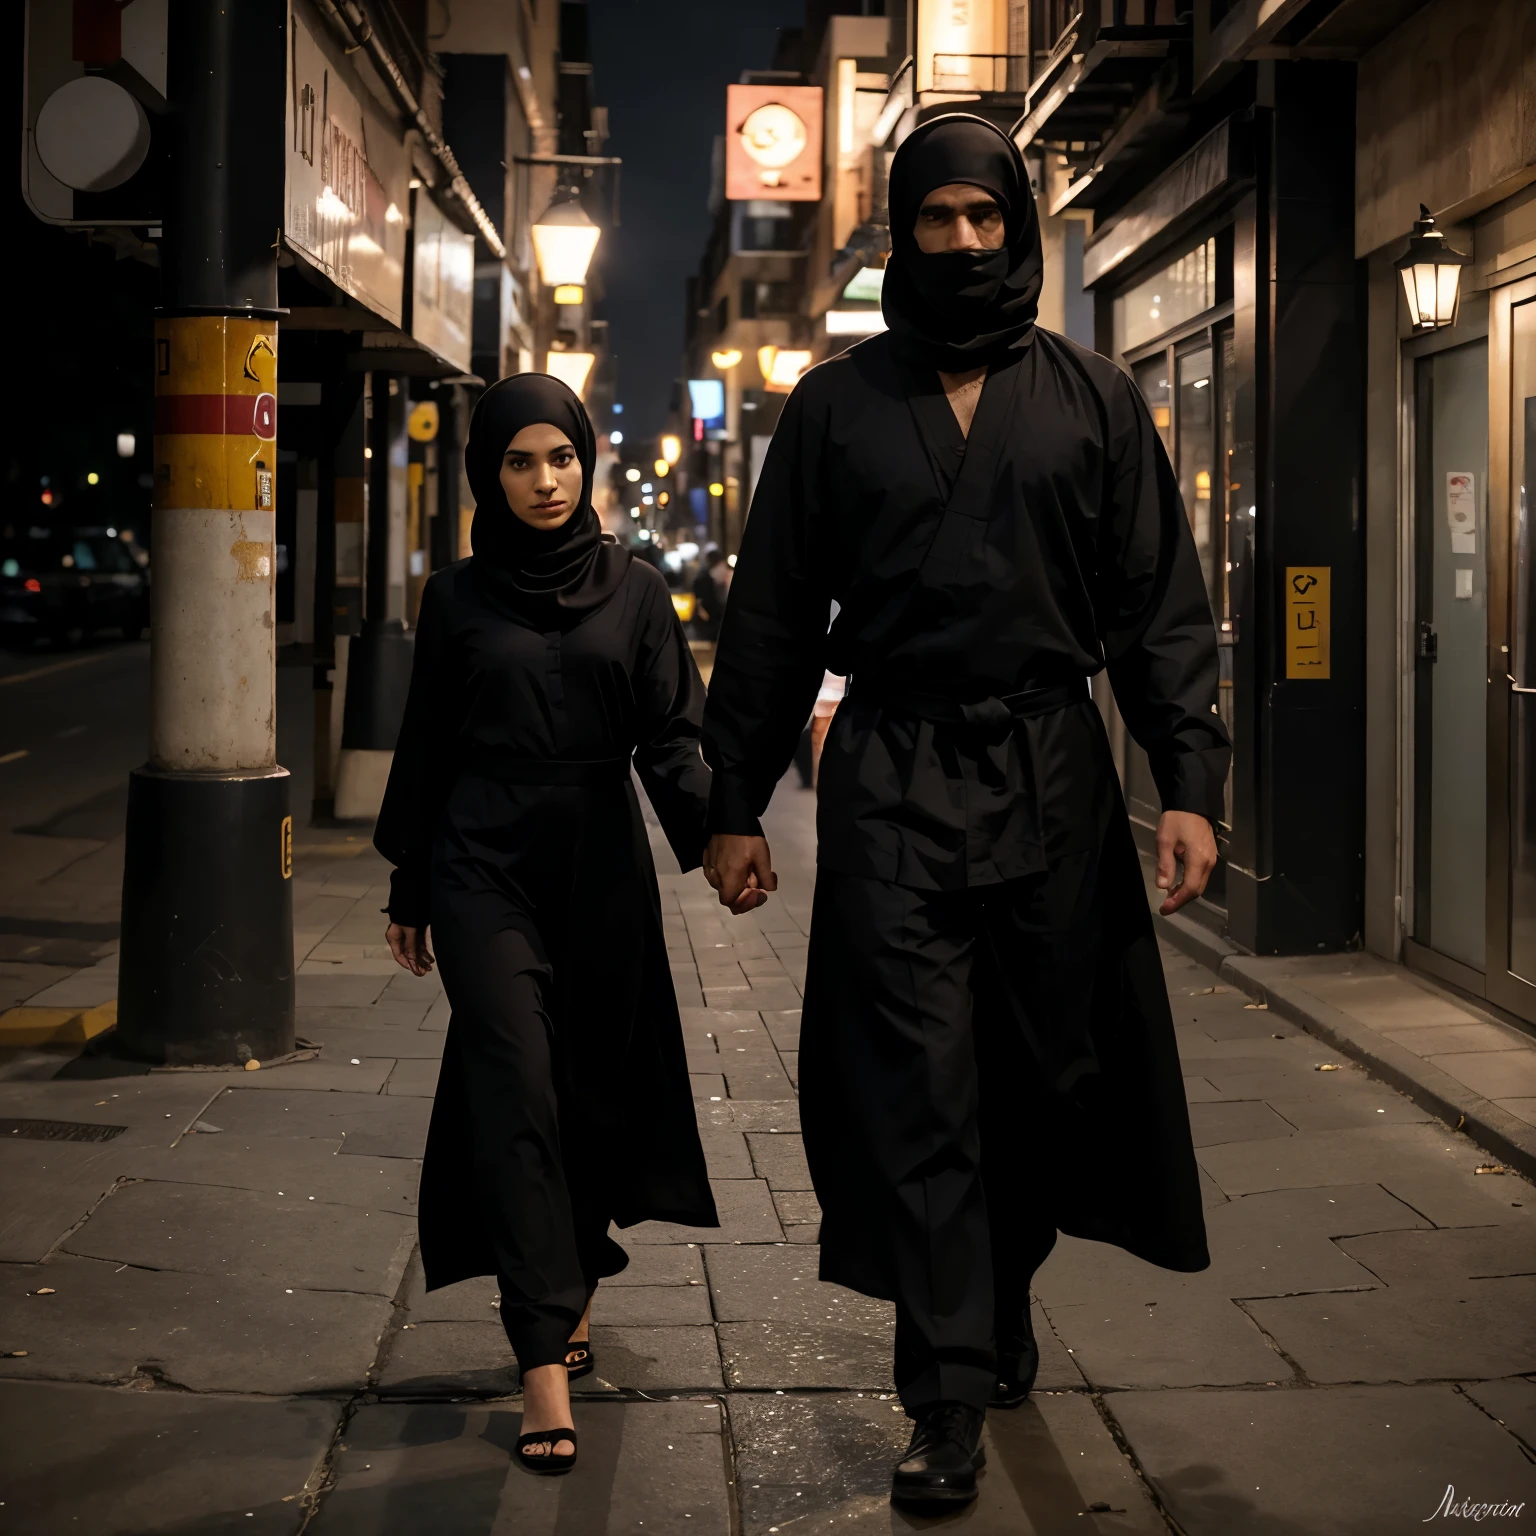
[375,373,718,1477]
[701,116,1229,1508]
[691,548,731,642]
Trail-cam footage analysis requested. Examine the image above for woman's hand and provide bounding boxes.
[386,923,435,976]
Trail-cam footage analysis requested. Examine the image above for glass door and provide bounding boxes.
[1123,352,1173,829]
[1412,340,1489,973]
[1488,281,1536,1022]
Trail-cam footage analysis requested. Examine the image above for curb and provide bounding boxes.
[0,1000,118,1048]
[1153,908,1536,1186]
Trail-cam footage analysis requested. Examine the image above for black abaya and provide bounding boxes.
[376,556,718,1366]
[700,115,1230,1412]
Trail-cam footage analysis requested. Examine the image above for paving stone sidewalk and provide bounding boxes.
[1,779,1534,1533]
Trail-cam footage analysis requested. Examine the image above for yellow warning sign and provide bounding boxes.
[408,401,440,442]
[1285,567,1330,679]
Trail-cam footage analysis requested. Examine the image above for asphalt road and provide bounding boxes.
[0,640,148,837]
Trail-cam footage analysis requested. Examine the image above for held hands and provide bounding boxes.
[386,923,435,977]
[702,833,777,916]
[1155,811,1218,916]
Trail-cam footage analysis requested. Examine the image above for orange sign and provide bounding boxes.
[726,84,823,202]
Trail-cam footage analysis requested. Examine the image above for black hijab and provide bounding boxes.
[881,114,1043,371]
[464,372,630,628]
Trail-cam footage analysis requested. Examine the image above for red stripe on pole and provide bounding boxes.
[155,393,275,438]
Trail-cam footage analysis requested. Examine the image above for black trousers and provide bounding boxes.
[433,920,617,1371]
[801,864,1110,1413]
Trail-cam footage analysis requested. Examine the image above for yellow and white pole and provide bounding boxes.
[116,0,294,1065]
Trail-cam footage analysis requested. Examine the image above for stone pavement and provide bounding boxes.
[1,774,1534,1534]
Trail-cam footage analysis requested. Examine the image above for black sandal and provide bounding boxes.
[565,1340,595,1381]
[517,1425,578,1475]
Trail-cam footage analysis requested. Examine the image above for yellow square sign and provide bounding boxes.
[1285,567,1330,679]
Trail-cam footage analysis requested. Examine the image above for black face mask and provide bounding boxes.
[905,245,1014,329]
[880,115,1044,372]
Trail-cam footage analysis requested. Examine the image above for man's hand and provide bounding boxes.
[386,923,435,976]
[1154,812,1218,916]
[702,833,778,916]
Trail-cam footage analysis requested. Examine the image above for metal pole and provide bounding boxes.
[333,373,413,818]
[116,0,294,1066]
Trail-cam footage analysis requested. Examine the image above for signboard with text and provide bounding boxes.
[1285,567,1331,679]
[410,190,475,375]
[286,6,410,326]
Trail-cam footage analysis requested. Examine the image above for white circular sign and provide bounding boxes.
[739,103,808,170]
[35,76,151,192]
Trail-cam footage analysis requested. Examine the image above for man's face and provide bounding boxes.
[913,183,1006,254]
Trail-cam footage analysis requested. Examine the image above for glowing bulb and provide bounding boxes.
[625,467,641,483]
[86,472,99,485]
[709,482,725,497]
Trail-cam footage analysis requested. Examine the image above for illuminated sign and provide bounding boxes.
[688,378,726,430]
[726,84,823,202]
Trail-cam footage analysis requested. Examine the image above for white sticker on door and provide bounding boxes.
[1455,567,1474,599]
[1447,471,1477,554]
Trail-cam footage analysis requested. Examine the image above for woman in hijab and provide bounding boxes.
[701,115,1227,1505]
[375,373,719,1475]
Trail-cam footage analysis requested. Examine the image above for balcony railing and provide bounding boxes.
[930,53,1030,96]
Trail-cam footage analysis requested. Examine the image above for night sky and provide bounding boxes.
[587,0,805,440]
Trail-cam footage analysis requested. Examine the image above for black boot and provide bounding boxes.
[891,1401,986,1507]
[990,1305,1040,1408]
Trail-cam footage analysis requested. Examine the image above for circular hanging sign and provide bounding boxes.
[738,103,808,171]
[35,76,151,192]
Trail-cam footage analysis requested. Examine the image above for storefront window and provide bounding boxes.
[1132,356,1171,454]
[1218,323,1238,829]
[1113,239,1217,358]
[1177,343,1217,612]
[1509,298,1536,984]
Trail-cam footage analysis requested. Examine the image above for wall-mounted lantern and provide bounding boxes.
[1396,205,1469,332]
[532,190,602,289]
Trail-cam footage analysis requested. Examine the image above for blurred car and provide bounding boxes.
[0,524,150,644]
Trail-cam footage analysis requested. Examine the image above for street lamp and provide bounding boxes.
[1396,205,1469,332]
[531,189,602,289]
[660,433,682,465]
[545,350,596,398]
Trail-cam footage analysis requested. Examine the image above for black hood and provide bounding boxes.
[881,114,1043,371]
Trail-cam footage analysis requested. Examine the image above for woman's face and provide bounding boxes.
[499,422,583,530]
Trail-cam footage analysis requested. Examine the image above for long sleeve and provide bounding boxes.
[700,385,831,836]
[631,569,712,871]
[1097,369,1232,826]
[374,576,463,926]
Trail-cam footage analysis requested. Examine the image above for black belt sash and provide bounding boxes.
[464,748,632,786]
[851,679,1086,732]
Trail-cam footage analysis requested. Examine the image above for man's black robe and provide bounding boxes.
[701,327,1231,1291]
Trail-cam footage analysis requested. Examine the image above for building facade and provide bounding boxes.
[684,0,1535,1034]
[22,0,608,821]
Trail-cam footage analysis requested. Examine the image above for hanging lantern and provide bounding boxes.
[544,350,596,398]
[531,190,602,289]
[1395,205,1469,332]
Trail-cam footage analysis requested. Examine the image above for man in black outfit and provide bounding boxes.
[701,116,1230,1509]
